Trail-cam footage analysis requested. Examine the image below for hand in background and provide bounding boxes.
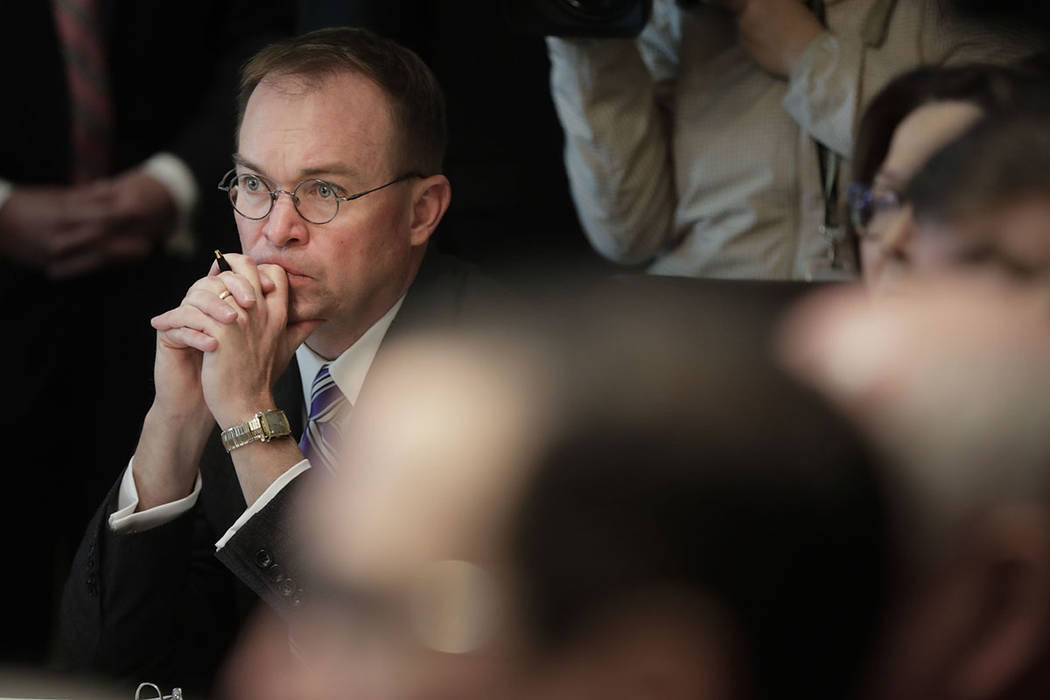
[714,0,824,78]
[49,168,177,278]
[0,169,177,279]
[0,183,111,272]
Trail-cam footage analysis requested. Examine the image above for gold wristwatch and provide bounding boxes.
[220,409,292,453]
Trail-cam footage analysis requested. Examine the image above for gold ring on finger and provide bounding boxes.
[218,290,232,301]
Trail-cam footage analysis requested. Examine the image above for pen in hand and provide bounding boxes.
[214,249,233,273]
[215,249,278,298]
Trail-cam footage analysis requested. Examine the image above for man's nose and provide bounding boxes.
[262,191,308,247]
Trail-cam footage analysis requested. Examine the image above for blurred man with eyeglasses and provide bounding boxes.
[60,27,492,693]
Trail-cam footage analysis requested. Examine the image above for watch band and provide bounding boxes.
[220,409,292,453]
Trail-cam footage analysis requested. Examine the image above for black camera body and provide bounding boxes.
[503,0,653,37]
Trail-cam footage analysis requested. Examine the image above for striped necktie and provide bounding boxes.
[52,0,113,182]
[299,364,349,474]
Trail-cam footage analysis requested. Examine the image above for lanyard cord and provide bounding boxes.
[807,0,840,229]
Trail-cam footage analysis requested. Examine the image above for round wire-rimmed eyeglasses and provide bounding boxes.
[218,169,425,225]
[845,182,906,242]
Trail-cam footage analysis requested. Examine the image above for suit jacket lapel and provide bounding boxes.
[355,252,468,409]
[380,252,470,350]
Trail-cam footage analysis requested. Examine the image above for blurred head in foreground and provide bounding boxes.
[780,273,1050,700]
[908,113,1050,281]
[226,291,889,700]
[848,63,1047,295]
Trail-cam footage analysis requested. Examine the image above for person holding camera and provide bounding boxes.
[546,0,1037,280]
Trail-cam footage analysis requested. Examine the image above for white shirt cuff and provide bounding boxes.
[109,458,203,533]
[0,177,12,212]
[142,152,199,257]
[214,459,312,550]
[782,31,853,158]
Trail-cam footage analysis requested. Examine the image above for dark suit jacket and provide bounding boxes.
[60,253,499,693]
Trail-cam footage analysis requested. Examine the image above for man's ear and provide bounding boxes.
[948,505,1050,700]
[408,174,451,247]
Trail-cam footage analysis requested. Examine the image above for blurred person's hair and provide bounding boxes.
[776,273,1050,700]
[908,112,1050,227]
[1016,48,1050,76]
[852,63,1046,191]
[236,26,447,174]
[506,287,891,700]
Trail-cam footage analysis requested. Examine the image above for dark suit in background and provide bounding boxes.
[0,0,293,664]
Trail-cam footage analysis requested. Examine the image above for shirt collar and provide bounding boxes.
[295,296,405,407]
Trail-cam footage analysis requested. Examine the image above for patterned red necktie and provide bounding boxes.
[52,0,113,183]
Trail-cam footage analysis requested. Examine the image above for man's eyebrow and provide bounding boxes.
[232,155,361,183]
[298,164,362,180]
[232,154,267,175]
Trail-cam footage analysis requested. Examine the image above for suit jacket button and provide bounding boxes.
[255,548,274,569]
[278,578,296,598]
[267,564,285,584]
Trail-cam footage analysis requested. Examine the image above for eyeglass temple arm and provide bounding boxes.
[340,172,428,201]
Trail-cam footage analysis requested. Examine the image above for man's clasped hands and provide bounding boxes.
[148,254,320,433]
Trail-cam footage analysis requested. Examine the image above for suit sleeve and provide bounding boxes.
[60,476,244,692]
[214,472,311,614]
[61,367,310,689]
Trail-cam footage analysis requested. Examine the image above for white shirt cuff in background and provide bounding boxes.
[109,458,202,533]
[0,178,13,212]
[142,152,199,258]
[214,459,312,550]
[782,30,853,158]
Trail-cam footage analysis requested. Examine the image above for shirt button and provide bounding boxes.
[255,548,274,569]
[278,578,296,598]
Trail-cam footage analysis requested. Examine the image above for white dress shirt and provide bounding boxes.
[109,296,405,550]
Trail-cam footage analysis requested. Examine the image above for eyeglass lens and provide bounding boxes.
[850,186,903,239]
[229,174,341,224]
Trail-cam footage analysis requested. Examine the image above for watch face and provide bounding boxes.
[261,410,291,438]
